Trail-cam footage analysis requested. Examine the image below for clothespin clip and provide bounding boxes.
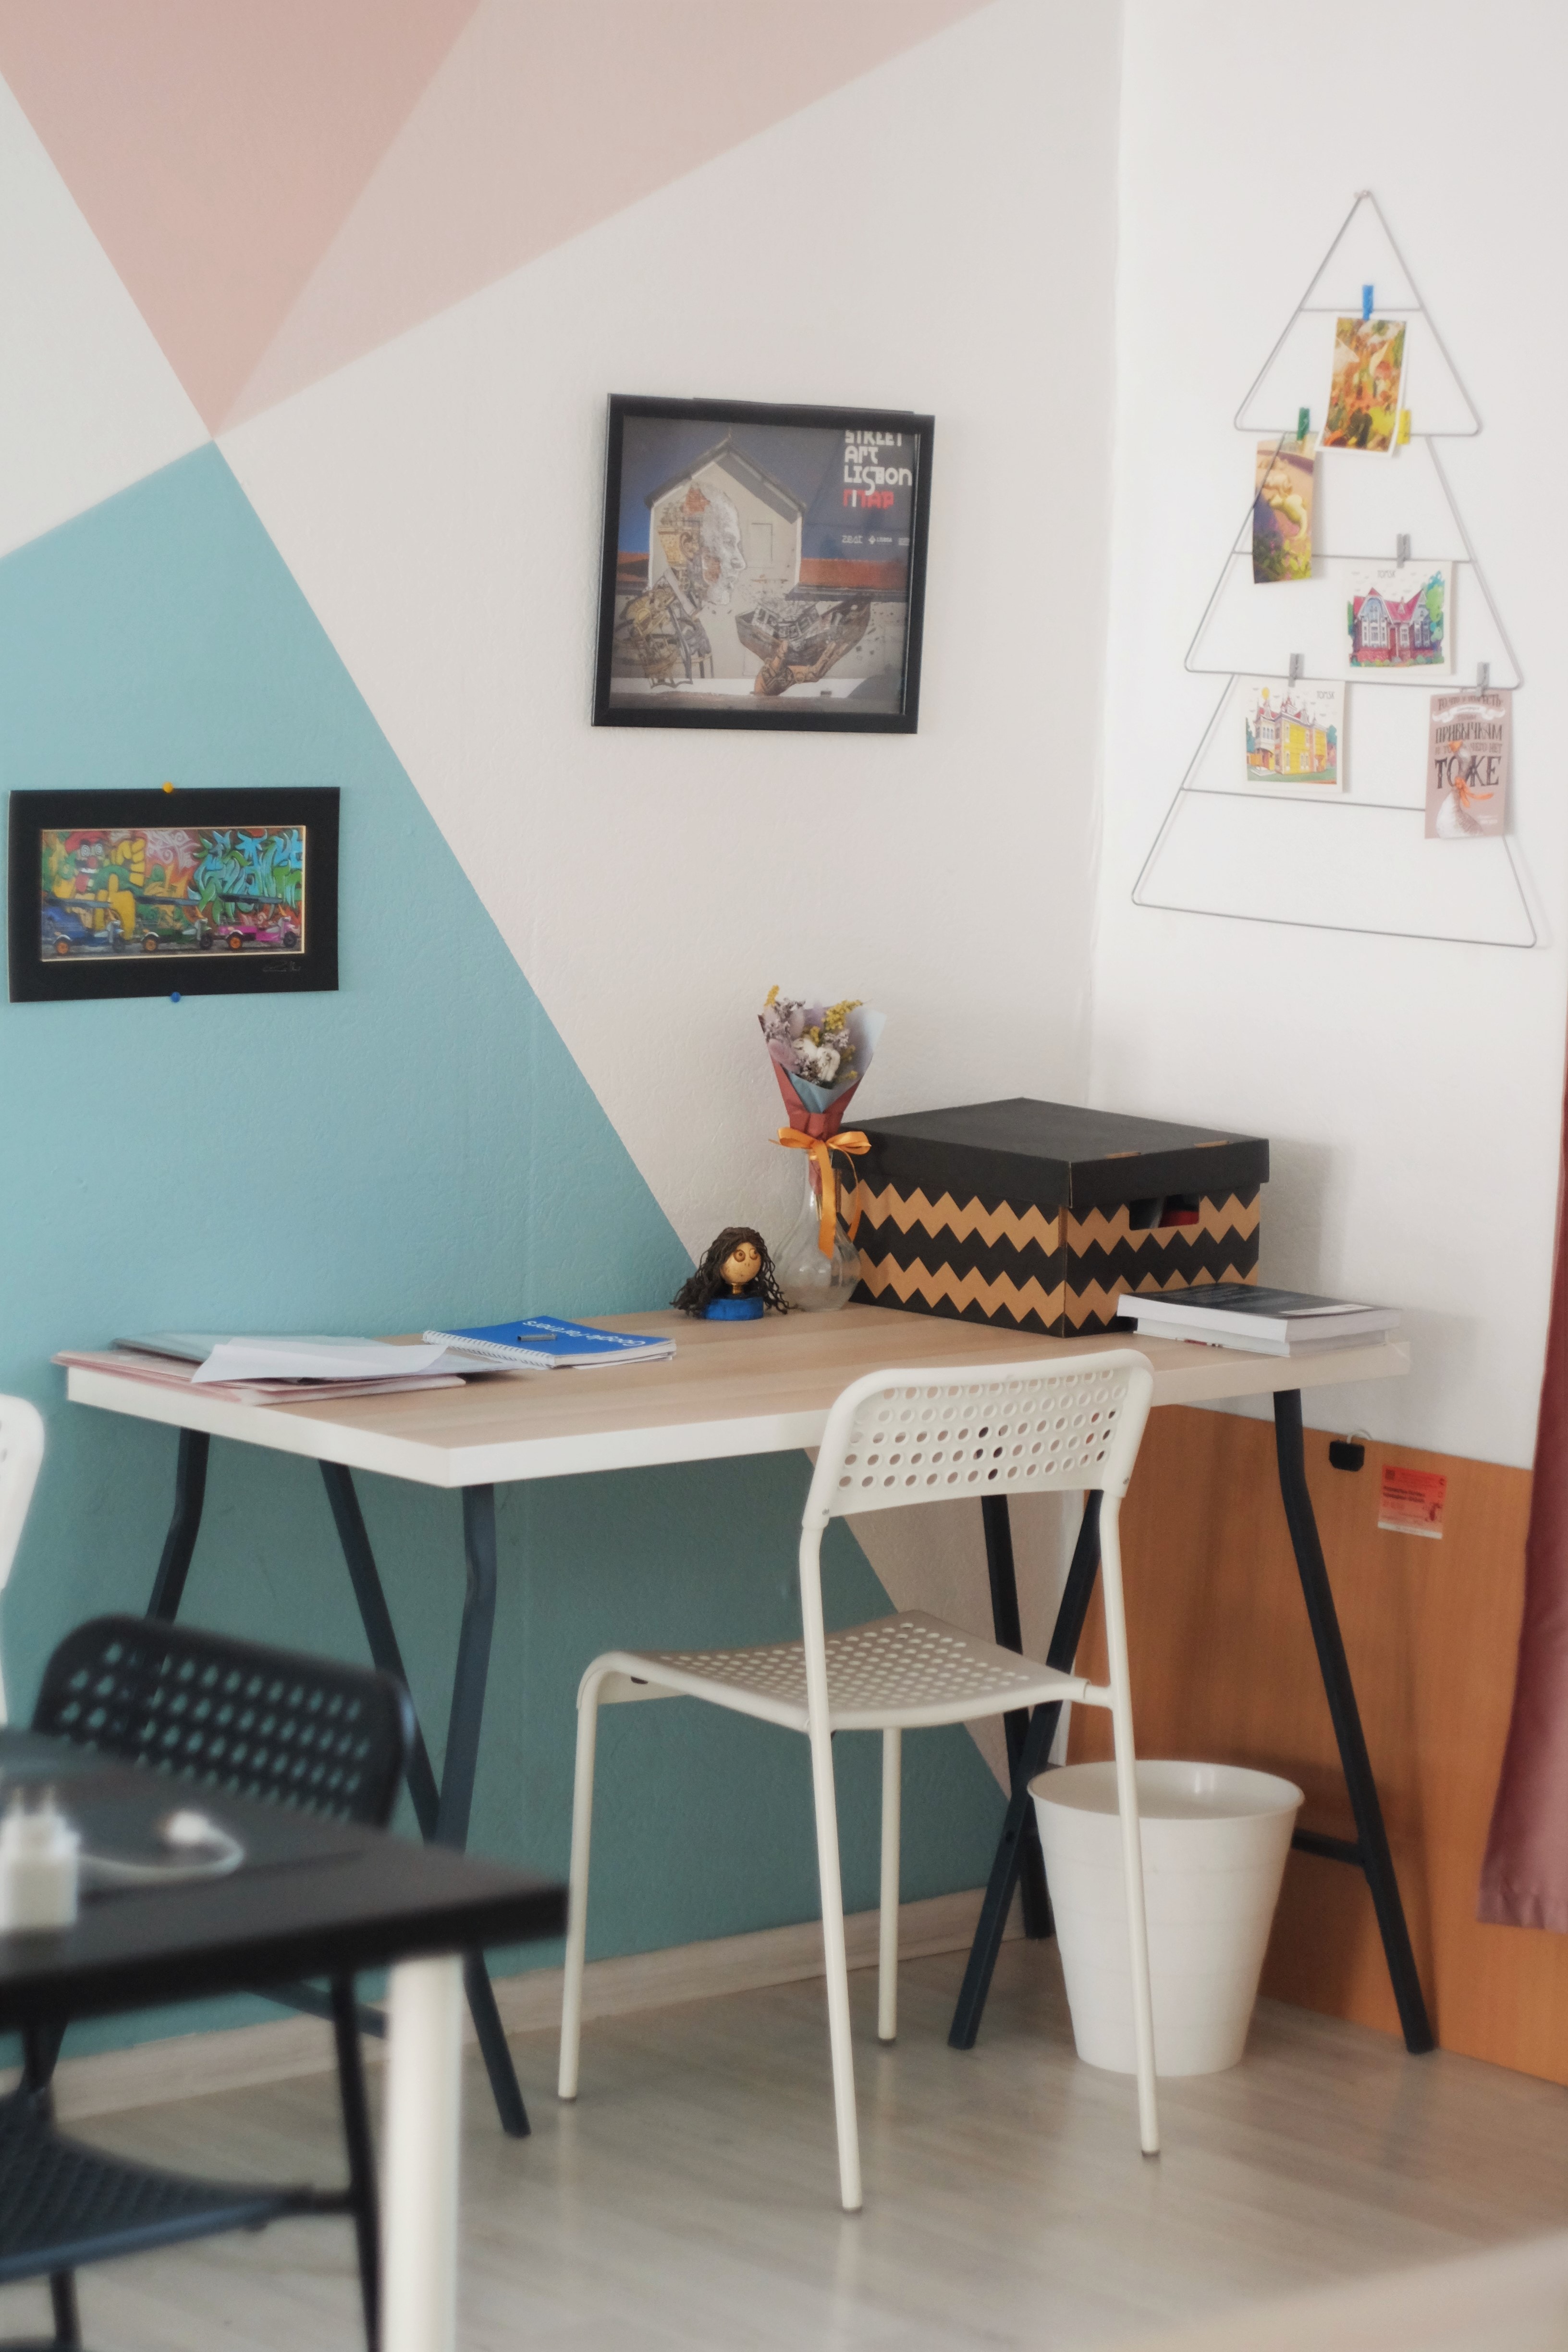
[1397,410,1411,444]
[1477,662,1491,693]
[1396,534,1410,565]
[1288,653,1303,684]
[1361,284,1373,321]
[1296,407,1310,446]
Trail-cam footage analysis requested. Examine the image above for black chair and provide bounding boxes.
[2,1614,414,2352]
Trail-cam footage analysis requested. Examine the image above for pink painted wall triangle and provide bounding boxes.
[0,0,479,432]
[225,0,996,429]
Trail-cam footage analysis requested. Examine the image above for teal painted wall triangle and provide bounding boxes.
[0,447,1004,2052]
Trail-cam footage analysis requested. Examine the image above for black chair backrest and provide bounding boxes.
[33,1616,413,1829]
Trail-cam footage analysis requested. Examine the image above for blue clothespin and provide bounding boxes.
[1361,284,1373,321]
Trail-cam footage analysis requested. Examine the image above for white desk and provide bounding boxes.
[64,1305,1410,1485]
[66,1306,1426,2101]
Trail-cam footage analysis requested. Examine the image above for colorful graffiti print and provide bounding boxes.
[40,826,306,962]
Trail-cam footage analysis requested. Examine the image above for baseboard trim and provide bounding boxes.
[48,1885,1018,2122]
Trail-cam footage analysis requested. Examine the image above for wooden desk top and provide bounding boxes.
[65,1306,1409,1491]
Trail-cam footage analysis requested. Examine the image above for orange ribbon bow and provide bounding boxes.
[776,1127,870,1256]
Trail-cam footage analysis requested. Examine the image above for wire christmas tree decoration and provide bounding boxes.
[1134,192,1535,950]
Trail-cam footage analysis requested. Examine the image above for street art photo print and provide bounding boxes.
[1252,434,1316,582]
[1323,316,1407,453]
[592,395,934,733]
[1241,676,1344,789]
[1347,562,1451,674]
[8,788,339,1003]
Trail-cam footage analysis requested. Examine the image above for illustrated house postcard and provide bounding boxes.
[1347,562,1452,674]
[1242,676,1344,790]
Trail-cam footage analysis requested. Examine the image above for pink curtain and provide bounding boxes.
[1480,1075,1568,1928]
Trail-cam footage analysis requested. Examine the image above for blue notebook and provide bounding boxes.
[421,1316,675,1371]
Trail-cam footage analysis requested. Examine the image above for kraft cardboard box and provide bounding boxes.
[849,1098,1268,1337]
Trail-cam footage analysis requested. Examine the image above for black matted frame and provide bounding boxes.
[8,787,340,1004]
[592,393,934,735]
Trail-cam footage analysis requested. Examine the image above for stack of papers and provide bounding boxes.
[1119,1286,1400,1358]
[55,1334,482,1407]
[56,1321,679,1403]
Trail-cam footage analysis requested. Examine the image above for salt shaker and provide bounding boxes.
[0,1788,80,1930]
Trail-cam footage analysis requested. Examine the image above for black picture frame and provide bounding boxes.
[592,394,934,734]
[7,788,340,1004]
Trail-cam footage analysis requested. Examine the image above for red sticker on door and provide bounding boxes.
[1378,1465,1446,1538]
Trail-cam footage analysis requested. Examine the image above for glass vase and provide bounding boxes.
[776,1157,862,1312]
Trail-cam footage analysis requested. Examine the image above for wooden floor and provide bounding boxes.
[13,1940,1568,2351]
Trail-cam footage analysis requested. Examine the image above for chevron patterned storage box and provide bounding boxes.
[849,1098,1268,1337]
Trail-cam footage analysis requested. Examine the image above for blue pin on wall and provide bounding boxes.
[1361,283,1373,321]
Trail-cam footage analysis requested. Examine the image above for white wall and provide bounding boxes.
[1094,0,1568,1467]
[224,0,1124,1262]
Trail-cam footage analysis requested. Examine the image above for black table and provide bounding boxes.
[0,1730,564,2352]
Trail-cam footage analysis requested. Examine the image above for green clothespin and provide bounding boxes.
[1297,407,1310,446]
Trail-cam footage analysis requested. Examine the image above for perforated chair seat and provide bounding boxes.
[592,1610,1091,1733]
[0,2092,300,2283]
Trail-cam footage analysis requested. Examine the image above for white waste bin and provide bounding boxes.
[1031,1759,1302,2078]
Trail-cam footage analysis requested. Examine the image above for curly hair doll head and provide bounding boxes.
[671,1225,790,1317]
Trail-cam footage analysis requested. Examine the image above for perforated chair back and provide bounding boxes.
[804,1350,1155,1529]
[34,1615,413,1828]
[0,1398,46,1727]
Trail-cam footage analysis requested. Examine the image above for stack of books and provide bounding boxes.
[1118,1285,1400,1359]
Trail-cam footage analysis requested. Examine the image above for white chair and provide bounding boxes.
[558,1351,1159,2211]
[0,1397,44,1725]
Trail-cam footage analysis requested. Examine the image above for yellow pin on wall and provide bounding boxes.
[162,780,174,794]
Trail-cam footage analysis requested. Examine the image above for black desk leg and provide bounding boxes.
[980,1496,1051,1938]
[1273,1393,1434,2056]
[949,1494,1103,2049]
[320,1462,442,1838]
[147,1430,210,1621]
[143,1440,533,2130]
[322,1467,531,2136]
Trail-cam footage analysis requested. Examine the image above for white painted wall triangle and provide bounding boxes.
[0,74,208,562]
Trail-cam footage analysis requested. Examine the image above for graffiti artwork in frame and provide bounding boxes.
[7,787,339,1003]
[592,394,934,733]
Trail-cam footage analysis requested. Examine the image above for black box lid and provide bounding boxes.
[854,1098,1269,1212]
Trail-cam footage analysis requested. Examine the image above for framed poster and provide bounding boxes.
[7,787,340,1004]
[592,394,934,733]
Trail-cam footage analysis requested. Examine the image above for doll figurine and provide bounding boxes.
[671,1225,789,1321]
